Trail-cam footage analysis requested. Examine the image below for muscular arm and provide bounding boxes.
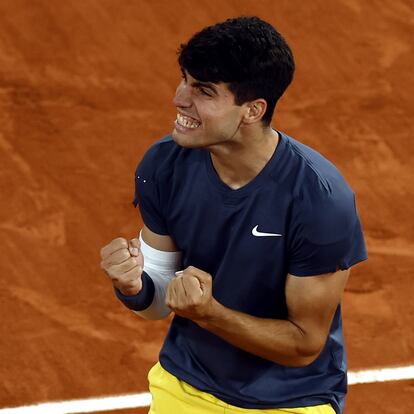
[195,269,349,367]
[131,229,349,364]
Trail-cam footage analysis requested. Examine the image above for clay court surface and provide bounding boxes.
[0,0,413,413]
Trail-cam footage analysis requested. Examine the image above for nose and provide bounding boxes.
[173,80,192,108]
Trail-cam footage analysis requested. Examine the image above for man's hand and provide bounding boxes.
[165,266,216,321]
[100,237,144,296]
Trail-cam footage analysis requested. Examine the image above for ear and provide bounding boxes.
[242,99,267,125]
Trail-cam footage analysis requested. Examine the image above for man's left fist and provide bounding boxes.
[165,266,215,321]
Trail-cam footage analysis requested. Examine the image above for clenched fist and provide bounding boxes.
[100,237,144,296]
[166,266,215,321]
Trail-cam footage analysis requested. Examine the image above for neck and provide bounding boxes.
[209,127,279,190]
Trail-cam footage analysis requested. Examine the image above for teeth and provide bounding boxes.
[176,113,201,129]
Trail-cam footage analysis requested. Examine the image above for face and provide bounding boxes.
[172,70,247,149]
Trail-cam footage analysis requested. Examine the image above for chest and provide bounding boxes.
[162,171,293,317]
[165,178,292,271]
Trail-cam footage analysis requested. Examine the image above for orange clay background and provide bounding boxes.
[0,1,413,413]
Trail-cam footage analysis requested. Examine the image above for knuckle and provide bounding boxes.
[107,269,117,279]
[102,263,111,273]
[120,249,131,261]
[110,275,119,283]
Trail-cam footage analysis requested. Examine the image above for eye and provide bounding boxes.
[198,87,212,97]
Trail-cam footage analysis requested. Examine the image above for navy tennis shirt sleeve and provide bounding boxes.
[132,140,169,235]
[288,177,367,276]
[114,139,173,312]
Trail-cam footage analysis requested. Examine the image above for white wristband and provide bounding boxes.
[133,231,182,320]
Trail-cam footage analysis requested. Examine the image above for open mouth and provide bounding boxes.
[176,113,202,129]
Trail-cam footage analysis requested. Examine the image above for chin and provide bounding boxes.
[172,129,205,149]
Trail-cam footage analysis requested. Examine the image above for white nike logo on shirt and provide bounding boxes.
[252,225,282,237]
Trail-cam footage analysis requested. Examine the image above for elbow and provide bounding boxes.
[278,321,326,367]
[269,335,324,367]
[289,340,324,367]
[274,351,321,368]
[270,353,320,368]
[285,353,320,368]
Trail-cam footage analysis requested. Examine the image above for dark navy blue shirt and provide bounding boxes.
[118,130,367,414]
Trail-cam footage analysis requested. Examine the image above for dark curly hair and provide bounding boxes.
[178,16,295,126]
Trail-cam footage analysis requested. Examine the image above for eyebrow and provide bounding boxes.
[181,68,219,95]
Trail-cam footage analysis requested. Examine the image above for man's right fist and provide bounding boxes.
[100,237,144,296]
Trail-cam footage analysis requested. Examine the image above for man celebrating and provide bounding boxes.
[100,16,367,414]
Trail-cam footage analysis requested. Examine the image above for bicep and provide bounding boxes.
[141,224,179,252]
[286,269,350,355]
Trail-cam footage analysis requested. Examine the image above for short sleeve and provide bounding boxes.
[132,150,169,235]
[288,191,368,276]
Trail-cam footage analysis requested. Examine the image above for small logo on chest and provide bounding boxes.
[252,225,282,237]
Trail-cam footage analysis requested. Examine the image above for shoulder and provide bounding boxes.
[280,132,354,202]
[136,134,205,190]
[281,133,358,242]
[136,135,178,177]
[136,134,197,179]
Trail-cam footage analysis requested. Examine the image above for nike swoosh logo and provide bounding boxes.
[252,225,282,237]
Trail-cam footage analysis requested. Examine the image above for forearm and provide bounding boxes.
[197,300,318,367]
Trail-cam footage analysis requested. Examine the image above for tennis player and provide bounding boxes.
[100,16,367,414]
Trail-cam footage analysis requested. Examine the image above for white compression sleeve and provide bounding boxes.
[133,231,182,320]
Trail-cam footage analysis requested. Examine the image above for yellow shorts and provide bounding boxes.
[148,362,335,414]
